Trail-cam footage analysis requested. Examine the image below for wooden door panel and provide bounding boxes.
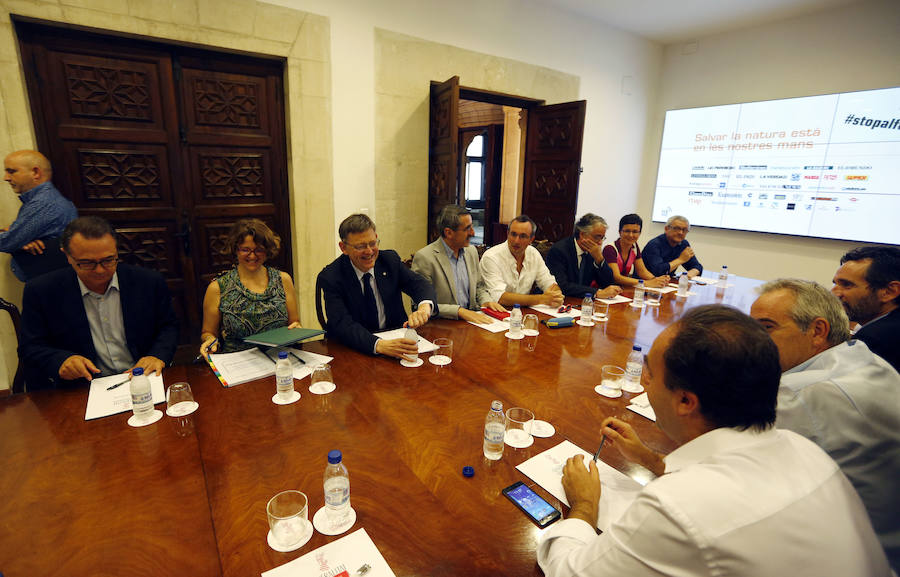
[180,68,274,145]
[428,76,459,241]
[522,100,586,242]
[60,142,173,209]
[188,147,273,204]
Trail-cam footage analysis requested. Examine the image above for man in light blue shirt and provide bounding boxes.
[412,205,504,323]
[1,150,77,281]
[751,278,900,571]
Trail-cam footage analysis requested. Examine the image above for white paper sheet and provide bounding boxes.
[528,304,582,318]
[597,294,632,305]
[626,403,657,421]
[374,328,439,353]
[516,440,644,530]
[467,318,509,333]
[264,347,334,380]
[209,347,276,387]
[262,528,396,577]
[84,373,165,420]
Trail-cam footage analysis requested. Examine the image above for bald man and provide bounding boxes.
[1,150,77,281]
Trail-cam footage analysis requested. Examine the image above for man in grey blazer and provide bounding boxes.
[412,205,505,323]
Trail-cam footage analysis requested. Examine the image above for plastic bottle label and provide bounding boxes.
[324,477,350,507]
[484,422,504,443]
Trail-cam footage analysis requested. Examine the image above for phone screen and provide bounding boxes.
[503,482,561,527]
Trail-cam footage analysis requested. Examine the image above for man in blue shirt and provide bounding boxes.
[641,215,702,278]
[1,150,77,281]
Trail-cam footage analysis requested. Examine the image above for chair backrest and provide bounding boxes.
[315,275,328,331]
[0,297,25,394]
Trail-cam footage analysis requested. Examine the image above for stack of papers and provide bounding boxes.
[516,440,643,531]
[262,528,396,577]
[529,304,582,318]
[208,347,334,387]
[264,347,333,380]
[85,373,165,420]
[626,392,656,421]
[597,294,632,305]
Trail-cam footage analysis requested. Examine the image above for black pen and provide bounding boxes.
[106,377,130,391]
[289,351,306,365]
[194,338,218,363]
[593,435,607,461]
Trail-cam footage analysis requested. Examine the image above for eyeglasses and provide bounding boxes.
[237,247,267,257]
[73,256,119,270]
[349,239,380,251]
[668,226,689,233]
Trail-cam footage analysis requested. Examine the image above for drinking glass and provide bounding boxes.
[266,490,312,551]
[400,327,420,366]
[645,288,662,306]
[309,364,336,394]
[165,382,197,417]
[429,338,453,366]
[596,365,625,398]
[592,300,609,322]
[522,314,539,337]
[504,407,534,448]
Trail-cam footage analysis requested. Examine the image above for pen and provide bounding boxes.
[593,435,606,461]
[106,377,130,391]
[194,338,218,363]
[289,351,306,365]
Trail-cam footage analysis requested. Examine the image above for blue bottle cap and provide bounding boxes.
[514,304,521,309]
[585,293,592,298]
[328,449,342,464]
[132,367,144,376]
[462,466,474,477]
[633,345,642,352]
[278,351,288,359]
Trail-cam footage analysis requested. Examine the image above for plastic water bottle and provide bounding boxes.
[275,351,294,399]
[633,279,645,307]
[129,367,153,421]
[719,265,728,285]
[581,293,593,321]
[509,304,523,337]
[625,345,643,388]
[324,450,351,525]
[677,271,689,296]
[483,400,506,460]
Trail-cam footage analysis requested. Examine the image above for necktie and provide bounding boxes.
[579,253,592,285]
[362,272,378,331]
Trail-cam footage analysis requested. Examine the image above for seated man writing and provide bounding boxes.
[317,213,436,360]
[412,205,503,323]
[539,304,890,576]
[479,215,563,308]
[20,216,178,390]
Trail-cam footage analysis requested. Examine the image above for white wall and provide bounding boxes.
[267,0,662,251]
[640,0,900,287]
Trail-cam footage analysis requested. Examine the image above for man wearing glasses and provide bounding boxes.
[317,213,436,359]
[642,215,703,278]
[546,213,623,299]
[20,216,178,390]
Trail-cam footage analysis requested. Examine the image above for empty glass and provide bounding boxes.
[592,300,609,322]
[165,382,197,417]
[596,365,624,398]
[645,288,662,306]
[400,327,422,367]
[429,338,452,366]
[309,364,336,395]
[504,407,534,448]
[266,490,312,552]
[522,314,539,336]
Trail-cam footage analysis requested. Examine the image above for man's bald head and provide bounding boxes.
[4,150,52,195]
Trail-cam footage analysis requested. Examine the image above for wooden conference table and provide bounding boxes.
[0,276,762,577]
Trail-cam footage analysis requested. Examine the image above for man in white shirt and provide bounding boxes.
[479,215,563,308]
[538,304,890,577]
[750,279,900,571]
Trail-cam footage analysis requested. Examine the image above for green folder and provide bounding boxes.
[242,326,325,347]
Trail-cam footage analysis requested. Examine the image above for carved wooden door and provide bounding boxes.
[521,101,586,242]
[17,22,290,347]
[427,76,459,242]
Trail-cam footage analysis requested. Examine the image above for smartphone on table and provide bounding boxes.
[502,481,561,528]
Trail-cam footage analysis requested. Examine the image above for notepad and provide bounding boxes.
[207,347,275,387]
[243,326,324,347]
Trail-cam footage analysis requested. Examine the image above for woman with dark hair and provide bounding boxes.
[601,214,669,288]
[200,219,300,357]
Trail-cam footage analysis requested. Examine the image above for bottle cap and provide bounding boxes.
[585,293,592,298]
[327,449,342,464]
[491,400,503,411]
[633,345,642,352]
[514,304,521,308]
[462,466,474,477]
[278,351,288,359]
[638,279,644,284]
[132,367,144,376]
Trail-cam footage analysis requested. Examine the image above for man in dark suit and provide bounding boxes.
[546,213,622,299]
[20,216,178,390]
[317,213,436,359]
[832,246,900,372]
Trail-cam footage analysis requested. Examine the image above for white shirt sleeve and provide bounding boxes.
[530,247,558,293]
[479,249,510,303]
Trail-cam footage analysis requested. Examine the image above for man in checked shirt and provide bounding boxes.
[1,149,77,281]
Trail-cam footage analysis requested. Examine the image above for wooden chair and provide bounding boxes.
[0,297,25,394]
